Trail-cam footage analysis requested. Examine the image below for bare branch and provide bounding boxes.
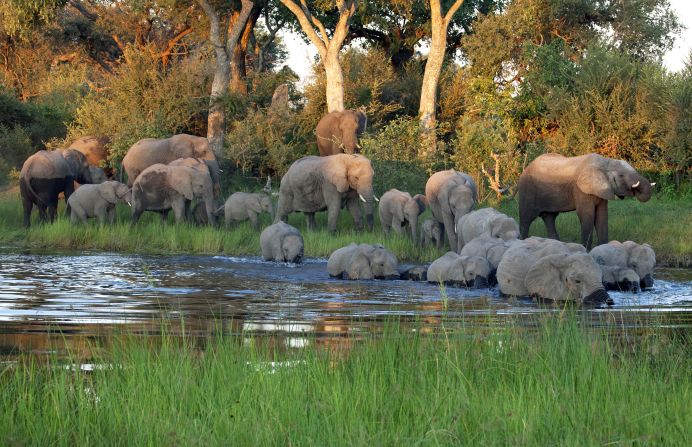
[159,27,193,67]
[278,0,327,56]
[444,0,466,28]
[300,0,328,43]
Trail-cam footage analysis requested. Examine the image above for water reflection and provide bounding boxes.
[0,251,690,359]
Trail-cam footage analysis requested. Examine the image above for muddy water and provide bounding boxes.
[0,250,691,359]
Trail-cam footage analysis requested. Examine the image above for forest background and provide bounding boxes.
[0,0,690,200]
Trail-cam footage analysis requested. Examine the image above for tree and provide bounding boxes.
[278,0,357,113]
[197,0,255,158]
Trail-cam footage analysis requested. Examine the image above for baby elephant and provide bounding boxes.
[590,240,656,290]
[67,181,131,224]
[222,192,273,229]
[260,221,304,263]
[328,243,399,280]
[460,236,516,286]
[378,189,427,243]
[420,219,443,249]
[427,251,492,288]
[456,207,519,253]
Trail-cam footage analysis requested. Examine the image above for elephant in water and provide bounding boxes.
[420,219,443,249]
[122,134,220,196]
[67,181,131,224]
[131,163,215,225]
[315,109,367,156]
[427,251,492,288]
[496,237,610,304]
[518,153,653,249]
[327,243,399,280]
[220,192,274,229]
[456,208,519,253]
[378,189,427,243]
[460,236,517,286]
[19,149,94,227]
[275,154,376,234]
[260,222,304,263]
[425,169,477,251]
[590,240,656,290]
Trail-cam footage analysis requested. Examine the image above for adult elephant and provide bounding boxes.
[131,163,215,225]
[518,153,653,250]
[425,170,477,251]
[315,109,367,156]
[19,149,94,227]
[122,134,220,196]
[275,154,376,234]
[68,136,113,179]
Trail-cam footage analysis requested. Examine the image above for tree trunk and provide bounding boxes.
[324,50,345,113]
[230,7,260,95]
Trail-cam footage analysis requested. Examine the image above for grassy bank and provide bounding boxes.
[0,188,690,265]
[0,315,689,446]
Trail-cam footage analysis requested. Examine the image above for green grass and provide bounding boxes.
[0,314,689,446]
[0,188,690,265]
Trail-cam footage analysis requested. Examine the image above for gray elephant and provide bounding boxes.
[600,265,640,292]
[191,201,223,226]
[260,221,304,263]
[456,208,519,253]
[518,153,653,249]
[425,169,477,251]
[378,189,427,243]
[496,237,610,304]
[315,109,367,156]
[275,154,376,234]
[69,135,113,179]
[460,236,517,286]
[589,240,656,289]
[420,219,443,249]
[426,251,492,288]
[19,149,94,227]
[327,243,399,280]
[88,166,108,184]
[122,134,220,196]
[67,181,131,224]
[131,163,215,225]
[221,192,274,229]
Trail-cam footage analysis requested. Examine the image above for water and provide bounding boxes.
[1,250,690,359]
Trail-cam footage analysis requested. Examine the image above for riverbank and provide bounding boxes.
[0,315,689,445]
[0,190,689,265]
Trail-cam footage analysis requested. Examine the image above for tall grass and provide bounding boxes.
[0,189,690,265]
[0,314,689,445]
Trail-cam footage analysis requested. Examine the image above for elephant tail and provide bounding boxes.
[214,204,225,216]
[20,159,48,207]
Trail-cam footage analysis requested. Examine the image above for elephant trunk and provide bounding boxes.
[206,160,222,199]
[342,133,358,154]
[582,288,610,305]
[471,276,489,289]
[409,213,419,244]
[357,186,375,230]
[641,273,654,289]
[633,178,652,202]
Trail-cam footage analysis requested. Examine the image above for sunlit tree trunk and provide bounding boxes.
[230,6,261,95]
[279,0,357,113]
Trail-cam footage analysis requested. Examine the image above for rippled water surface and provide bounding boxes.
[1,250,690,358]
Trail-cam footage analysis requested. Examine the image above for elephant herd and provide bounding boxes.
[18,121,657,305]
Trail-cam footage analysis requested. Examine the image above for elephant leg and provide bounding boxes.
[248,211,259,230]
[107,207,116,225]
[47,204,58,223]
[391,219,403,235]
[326,205,341,234]
[576,205,596,250]
[442,214,457,251]
[159,210,170,224]
[172,200,186,224]
[345,198,363,231]
[20,180,34,228]
[382,220,391,236]
[541,213,560,240]
[306,212,317,231]
[594,200,609,247]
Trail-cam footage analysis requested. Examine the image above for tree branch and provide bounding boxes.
[279,0,327,56]
[159,27,193,67]
[444,0,466,28]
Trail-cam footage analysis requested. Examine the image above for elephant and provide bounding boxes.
[426,251,492,288]
[378,189,427,243]
[518,153,653,250]
[496,237,610,304]
[315,109,367,156]
[122,134,220,196]
[456,208,519,253]
[425,169,478,251]
[420,219,443,249]
[327,243,399,280]
[275,154,376,234]
[221,192,274,229]
[131,163,215,225]
[459,236,517,286]
[19,149,94,227]
[67,181,131,224]
[589,240,656,289]
[600,265,640,293]
[88,166,108,184]
[191,201,223,226]
[68,136,113,179]
[260,221,304,263]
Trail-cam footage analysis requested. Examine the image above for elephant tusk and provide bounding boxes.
[127,201,132,207]
[631,181,640,188]
[359,194,366,203]
[374,195,379,202]
[650,182,656,187]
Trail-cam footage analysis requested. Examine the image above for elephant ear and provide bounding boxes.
[169,169,195,200]
[248,195,263,213]
[413,194,427,214]
[525,254,567,300]
[98,182,118,204]
[577,163,615,200]
[356,109,368,134]
[325,156,350,193]
[348,252,373,280]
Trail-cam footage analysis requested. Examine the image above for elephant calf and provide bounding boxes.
[420,219,443,249]
[378,189,427,243]
[590,240,656,290]
[459,236,517,286]
[260,222,304,263]
[456,208,519,252]
[67,181,131,224]
[328,243,399,280]
[496,237,610,304]
[222,192,273,229]
[427,251,492,288]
